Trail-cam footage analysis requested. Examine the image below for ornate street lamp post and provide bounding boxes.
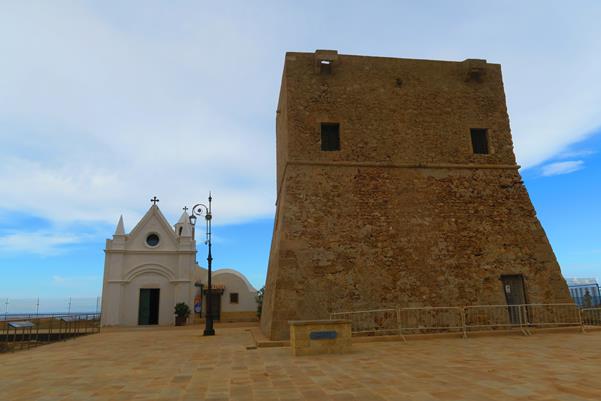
[189,193,215,336]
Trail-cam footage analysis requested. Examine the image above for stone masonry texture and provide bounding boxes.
[260,50,571,340]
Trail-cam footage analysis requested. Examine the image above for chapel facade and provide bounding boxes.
[260,50,572,340]
[101,203,258,326]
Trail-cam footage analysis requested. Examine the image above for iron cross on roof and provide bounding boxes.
[150,196,159,205]
[183,206,189,212]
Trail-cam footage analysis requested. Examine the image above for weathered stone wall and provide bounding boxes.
[261,51,571,340]
[281,52,515,168]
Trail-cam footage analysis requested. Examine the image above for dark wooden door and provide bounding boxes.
[206,292,221,321]
[501,275,527,325]
[138,288,160,325]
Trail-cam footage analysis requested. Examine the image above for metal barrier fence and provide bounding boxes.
[329,308,399,336]
[581,308,601,325]
[527,303,582,329]
[0,313,101,352]
[331,303,593,338]
[398,307,465,337]
[571,295,601,308]
[464,305,529,334]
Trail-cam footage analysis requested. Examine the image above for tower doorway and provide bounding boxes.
[138,288,160,325]
[501,275,527,325]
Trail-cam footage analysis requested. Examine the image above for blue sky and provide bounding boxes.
[0,1,600,299]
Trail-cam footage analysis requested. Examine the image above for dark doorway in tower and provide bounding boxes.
[138,288,160,325]
[501,275,527,325]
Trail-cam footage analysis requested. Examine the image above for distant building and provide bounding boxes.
[101,202,258,326]
[566,278,600,307]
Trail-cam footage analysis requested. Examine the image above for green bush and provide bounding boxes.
[174,302,191,318]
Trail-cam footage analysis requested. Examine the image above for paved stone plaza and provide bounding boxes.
[1,325,601,401]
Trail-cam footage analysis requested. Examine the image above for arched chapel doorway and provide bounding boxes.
[138,288,160,325]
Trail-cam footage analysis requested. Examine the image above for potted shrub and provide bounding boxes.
[174,302,191,326]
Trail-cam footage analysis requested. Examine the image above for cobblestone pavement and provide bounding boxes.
[1,325,601,401]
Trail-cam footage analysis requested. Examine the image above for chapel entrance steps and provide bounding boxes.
[329,303,599,341]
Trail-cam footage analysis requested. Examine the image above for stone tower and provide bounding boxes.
[260,50,571,340]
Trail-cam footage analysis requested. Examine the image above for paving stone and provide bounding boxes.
[1,325,601,400]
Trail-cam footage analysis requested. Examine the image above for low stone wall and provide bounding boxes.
[220,311,258,322]
[289,320,351,356]
[191,311,258,325]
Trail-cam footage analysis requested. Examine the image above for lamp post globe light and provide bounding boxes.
[189,193,215,336]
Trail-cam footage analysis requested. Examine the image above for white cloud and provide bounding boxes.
[0,231,84,256]
[0,1,600,230]
[0,2,277,226]
[52,275,99,287]
[541,160,584,177]
[555,149,596,159]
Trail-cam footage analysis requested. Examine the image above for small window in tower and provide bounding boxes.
[320,59,332,74]
[178,227,183,236]
[470,128,489,154]
[321,123,340,151]
[230,293,239,304]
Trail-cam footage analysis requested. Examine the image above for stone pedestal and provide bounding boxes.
[289,320,351,356]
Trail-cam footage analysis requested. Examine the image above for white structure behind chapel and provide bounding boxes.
[101,203,258,326]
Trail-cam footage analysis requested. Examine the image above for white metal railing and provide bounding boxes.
[330,303,592,338]
[398,307,465,337]
[526,303,583,330]
[464,304,529,335]
[1,313,101,352]
[330,308,399,336]
[581,307,601,325]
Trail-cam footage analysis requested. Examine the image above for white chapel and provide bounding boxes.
[100,201,258,326]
